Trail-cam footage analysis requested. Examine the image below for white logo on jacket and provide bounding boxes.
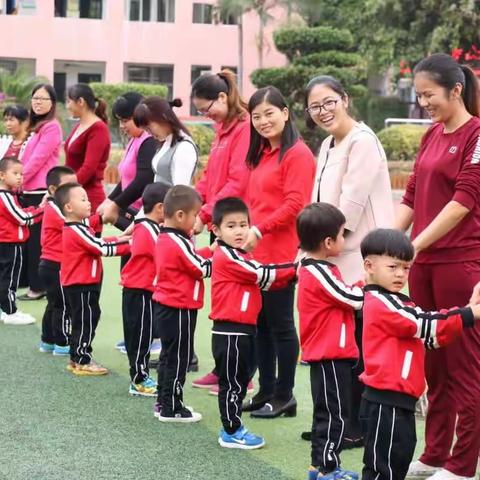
[471,135,480,164]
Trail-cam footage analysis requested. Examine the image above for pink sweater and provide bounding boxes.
[21,120,62,191]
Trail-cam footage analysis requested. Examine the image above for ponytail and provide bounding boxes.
[459,65,480,117]
[94,97,109,124]
[67,83,108,124]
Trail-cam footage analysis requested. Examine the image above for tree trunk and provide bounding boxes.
[258,13,264,69]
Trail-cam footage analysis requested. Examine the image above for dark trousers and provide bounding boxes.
[39,260,70,346]
[213,332,255,434]
[19,192,43,292]
[311,359,353,472]
[256,283,298,400]
[65,287,101,365]
[0,243,23,314]
[360,399,416,480]
[155,303,197,414]
[122,288,153,383]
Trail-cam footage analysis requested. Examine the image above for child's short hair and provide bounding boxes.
[163,185,202,218]
[0,157,21,173]
[142,181,170,214]
[296,202,346,252]
[54,182,82,215]
[46,166,75,188]
[360,228,415,261]
[212,197,249,226]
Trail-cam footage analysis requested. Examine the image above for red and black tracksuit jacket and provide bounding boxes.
[297,258,364,362]
[210,240,296,334]
[361,284,474,410]
[0,189,43,243]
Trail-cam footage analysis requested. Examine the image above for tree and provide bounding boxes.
[0,68,48,106]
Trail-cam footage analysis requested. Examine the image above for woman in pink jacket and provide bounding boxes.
[19,83,62,300]
[190,69,251,387]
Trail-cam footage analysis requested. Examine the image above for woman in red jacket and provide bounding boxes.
[65,83,110,211]
[396,53,480,480]
[190,69,251,387]
[242,86,316,418]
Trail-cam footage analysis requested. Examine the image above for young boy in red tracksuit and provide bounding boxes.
[54,182,130,376]
[154,185,213,423]
[0,157,43,326]
[210,197,296,449]
[120,182,170,397]
[359,228,480,480]
[296,203,363,480]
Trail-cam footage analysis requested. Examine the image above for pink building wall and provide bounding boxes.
[0,1,287,115]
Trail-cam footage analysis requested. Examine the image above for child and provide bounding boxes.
[359,228,480,480]
[38,166,77,355]
[0,157,43,325]
[121,182,170,396]
[210,197,296,449]
[154,185,213,423]
[54,182,130,376]
[296,203,363,480]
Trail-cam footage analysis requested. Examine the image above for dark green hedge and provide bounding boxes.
[293,51,362,68]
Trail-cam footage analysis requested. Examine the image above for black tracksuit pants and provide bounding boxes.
[0,243,23,314]
[212,332,255,434]
[122,288,153,384]
[65,286,101,365]
[39,260,70,346]
[155,302,197,415]
[360,399,416,480]
[310,359,354,472]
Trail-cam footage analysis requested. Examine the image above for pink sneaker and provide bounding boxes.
[192,372,219,389]
[208,380,254,396]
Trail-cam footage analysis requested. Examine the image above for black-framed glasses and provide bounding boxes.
[196,100,216,116]
[306,99,339,116]
[31,96,52,102]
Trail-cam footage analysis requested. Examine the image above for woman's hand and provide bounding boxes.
[469,282,480,305]
[242,228,259,252]
[39,192,49,208]
[102,201,120,225]
[193,216,205,235]
[96,198,109,216]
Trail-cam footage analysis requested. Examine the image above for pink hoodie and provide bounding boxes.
[21,120,62,191]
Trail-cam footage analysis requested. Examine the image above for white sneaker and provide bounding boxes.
[408,461,443,478]
[0,311,6,322]
[426,469,475,480]
[2,311,36,325]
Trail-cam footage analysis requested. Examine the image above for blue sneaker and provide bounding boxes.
[38,341,55,353]
[115,340,125,350]
[129,376,157,397]
[53,344,70,356]
[307,467,320,480]
[331,468,359,480]
[218,426,265,450]
[150,340,162,355]
[119,346,127,355]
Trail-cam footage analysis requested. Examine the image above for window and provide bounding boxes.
[190,65,211,115]
[220,11,237,25]
[192,3,212,24]
[126,64,174,99]
[78,73,102,84]
[1,0,36,14]
[128,0,174,22]
[55,0,103,19]
[53,72,66,103]
[0,59,17,74]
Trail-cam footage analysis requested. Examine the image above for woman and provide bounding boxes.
[189,69,251,389]
[98,92,158,228]
[0,105,29,159]
[304,75,394,446]
[242,86,316,418]
[397,53,480,480]
[65,83,110,211]
[19,84,62,301]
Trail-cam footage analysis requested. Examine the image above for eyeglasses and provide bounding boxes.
[306,99,340,116]
[196,100,216,116]
[31,96,52,102]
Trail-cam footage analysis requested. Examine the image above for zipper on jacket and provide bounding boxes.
[401,350,413,379]
[339,322,346,348]
[18,226,23,240]
[193,280,200,301]
[317,137,335,201]
[240,291,250,312]
[91,259,97,278]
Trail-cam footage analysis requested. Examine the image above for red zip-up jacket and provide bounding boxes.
[247,139,316,264]
[402,117,480,263]
[360,285,473,410]
[0,189,43,243]
[153,227,212,309]
[60,222,130,288]
[210,241,296,334]
[298,258,363,362]
[121,218,160,292]
[40,197,103,263]
[195,117,250,225]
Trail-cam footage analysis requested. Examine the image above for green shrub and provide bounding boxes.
[293,51,362,68]
[363,96,410,132]
[188,124,214,156]
[377,124,427,162]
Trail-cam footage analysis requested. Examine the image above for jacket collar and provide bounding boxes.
[135,217,160,227]
[160,226,191,240]
[216,238,247,254]
[364,284,411,302]
[301,257,335,267]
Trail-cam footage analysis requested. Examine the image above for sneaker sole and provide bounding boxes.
[53,351,70,356]
[72,369,109,376]
[129,390,157,397]
[218,438,265,450]
[39,348,54,353]
[192,383,217,389]
[406,472,442,479]
[158,414,202,423]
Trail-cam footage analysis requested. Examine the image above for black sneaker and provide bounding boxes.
[342,437,364,449]
[242,391,273,412]
[301,431,311,441]
[158,407,202,423]
[250,396,297,419]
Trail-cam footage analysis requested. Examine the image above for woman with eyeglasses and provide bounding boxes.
[303,75,393,447]
[0,105,29,160]
[17,84,63,301]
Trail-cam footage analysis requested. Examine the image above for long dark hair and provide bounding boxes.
[133,96,191,144]
[191,69,247,125]
[246,86,300,169]
[414,53,480,117]
[67,83,108,124]
[29,83,57,132]
[112,91,144,119]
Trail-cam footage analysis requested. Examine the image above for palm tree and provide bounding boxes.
[0,68,48,106]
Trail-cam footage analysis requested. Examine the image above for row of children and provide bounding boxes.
[2,155,480,480]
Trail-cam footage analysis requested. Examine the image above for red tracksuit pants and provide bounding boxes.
[409,260,480,477]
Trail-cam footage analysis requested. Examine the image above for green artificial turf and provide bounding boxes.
[0,231,426,480]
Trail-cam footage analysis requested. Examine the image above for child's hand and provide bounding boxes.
[193,216,205,235]
[39,192,49,208]
[242,228,258,252]
[469,282,480,305]
[470,303,480,320]
[209,239,218,252]
[117,234,132,243]
[123,222,134,236]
